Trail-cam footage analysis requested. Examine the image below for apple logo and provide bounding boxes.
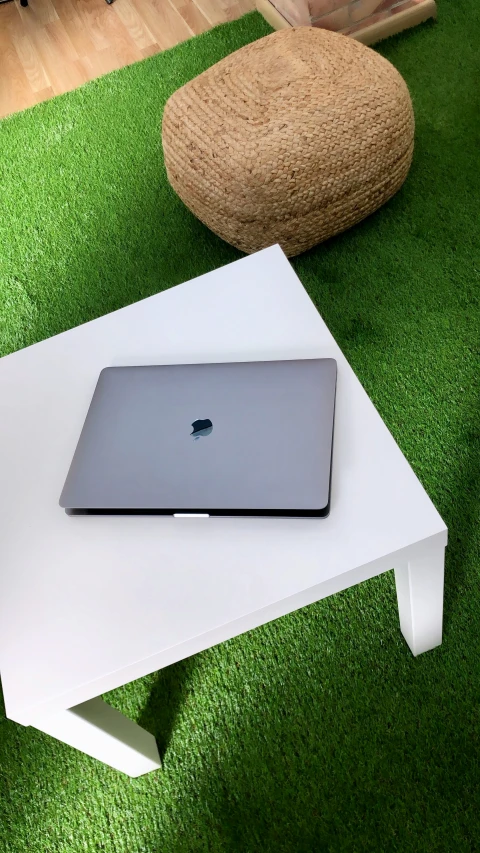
[191,418,213,440]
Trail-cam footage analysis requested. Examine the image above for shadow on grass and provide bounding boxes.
[140,590,480,853]
[437,405,480,636]
[138,657,197,759]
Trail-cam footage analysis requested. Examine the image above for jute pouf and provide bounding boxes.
[162,27,414,258]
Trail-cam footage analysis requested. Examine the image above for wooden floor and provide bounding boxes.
[0,0,254,119]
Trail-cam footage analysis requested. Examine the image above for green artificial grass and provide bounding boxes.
[1,2,479,850]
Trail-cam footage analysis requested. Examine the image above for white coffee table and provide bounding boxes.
[0,246,447,777]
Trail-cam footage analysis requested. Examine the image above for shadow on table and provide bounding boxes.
[138,656,196,759]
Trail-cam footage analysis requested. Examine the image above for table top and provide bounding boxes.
[0,246,446,725]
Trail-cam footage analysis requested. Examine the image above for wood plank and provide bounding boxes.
[44,18,81,62]
[0,0,252,120]
[169,0,211,35]
[50,0,97,58]
[33,85,55,104]
[235,0,256,14]
[0,2,21,29]
[130,0,194,49]
[76,0,143,65]
[7,27,51,93]
[79,45,126,78]
[16,0,59,29]
[0,29,36,118]
[140,42,161,59]
[28,20,87,95]
[189,0,225,26]
[4,3,51,94]
[218,0,254,18]
[51,0,81,23]
[74,0,114,52]
[222,1,252,21]
[113,0,157,51]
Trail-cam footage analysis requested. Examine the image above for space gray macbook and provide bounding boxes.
[59,359,337,518]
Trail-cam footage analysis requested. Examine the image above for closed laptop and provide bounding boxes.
[60,358,337,517]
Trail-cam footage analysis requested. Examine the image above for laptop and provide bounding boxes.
[59,358,337,518]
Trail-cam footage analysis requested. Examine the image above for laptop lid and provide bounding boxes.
[59,359,337,517]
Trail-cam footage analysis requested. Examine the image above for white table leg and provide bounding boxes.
[32,697,161,777]
[394,541,445,656]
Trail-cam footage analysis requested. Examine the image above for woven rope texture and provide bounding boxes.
[162,27,414,257]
